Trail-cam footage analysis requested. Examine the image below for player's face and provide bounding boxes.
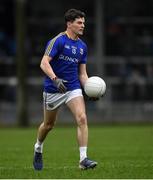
[69,17,85,36]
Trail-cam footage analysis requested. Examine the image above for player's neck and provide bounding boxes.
[65,30,79,40]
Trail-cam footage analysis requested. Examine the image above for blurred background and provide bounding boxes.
[1,0,153,126]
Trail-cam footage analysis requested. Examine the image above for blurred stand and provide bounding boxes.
[1,0,153,126]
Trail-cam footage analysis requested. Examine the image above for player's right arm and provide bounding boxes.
[41,35,67,93]
[41,34,62,79]
[40,55,67,93]
[40,55,56,80]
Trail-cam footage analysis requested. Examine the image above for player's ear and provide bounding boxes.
[67,21,72,28]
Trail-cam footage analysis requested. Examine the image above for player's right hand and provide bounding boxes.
[53,77,68,93]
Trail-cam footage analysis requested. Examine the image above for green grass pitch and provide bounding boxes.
[0,125,153,179]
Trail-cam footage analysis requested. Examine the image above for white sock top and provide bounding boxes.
[79,146,87,162]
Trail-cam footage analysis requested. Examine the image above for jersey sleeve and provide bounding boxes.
[79,43,88,64]
[44,36,62,58]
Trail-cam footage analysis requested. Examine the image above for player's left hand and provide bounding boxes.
[88,97,99,101]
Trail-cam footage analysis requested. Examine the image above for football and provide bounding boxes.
[84,76,106,98]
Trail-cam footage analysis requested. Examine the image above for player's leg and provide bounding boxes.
[67,96,88,147]
[33,91,69,170]
[66,96,97,169]
[33,108,58,170]
[35,108,58,150]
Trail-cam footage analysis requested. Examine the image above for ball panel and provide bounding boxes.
[84,76,106,97]
[84,84,102,97]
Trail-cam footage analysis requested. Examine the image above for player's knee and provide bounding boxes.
[44,122,54,131]
[77,113,87,126]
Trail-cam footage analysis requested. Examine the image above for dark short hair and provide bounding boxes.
[64,9,85,23]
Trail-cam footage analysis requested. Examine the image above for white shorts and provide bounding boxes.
[43,89,83,110]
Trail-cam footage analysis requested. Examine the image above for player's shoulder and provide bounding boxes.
[55,32,66,40]
[78,38,87,49]
[47,32,66,44]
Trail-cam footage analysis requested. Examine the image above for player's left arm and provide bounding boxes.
[79,63,88,87]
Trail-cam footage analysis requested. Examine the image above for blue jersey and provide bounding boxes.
[43,32,87,93]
